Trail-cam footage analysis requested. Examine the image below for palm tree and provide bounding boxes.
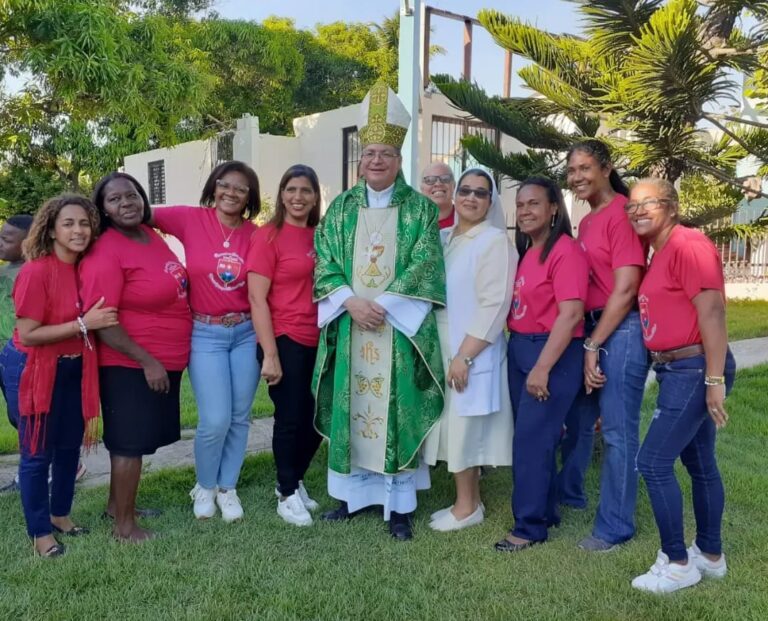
[434,0,768,238]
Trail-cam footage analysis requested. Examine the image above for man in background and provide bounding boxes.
[0,214,32,492]
[419,162,455,230]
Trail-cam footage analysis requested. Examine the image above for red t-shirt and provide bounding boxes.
[507,235,589,336]
[578,194,645,311]
[438,208,455,230]
[638,225,724,351]
[12,255,82,355]
[79,226,192,371]
[153,206,257,316]
[247,222,319,347]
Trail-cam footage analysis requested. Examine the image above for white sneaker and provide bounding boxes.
[216,489,244,523]
[274,482,320,512]
[631,550,702,593]
[688,541,727,578]
[190,483,217,519]
[277,492,313,526]
[297,481,319,512]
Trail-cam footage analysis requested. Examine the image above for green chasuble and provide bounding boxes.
[313,174,446,475]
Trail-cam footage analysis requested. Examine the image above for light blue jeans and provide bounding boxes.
[190,320,260,490]
[558,311,650,544]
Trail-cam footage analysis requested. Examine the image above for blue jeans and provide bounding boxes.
[18,356,85,537]
[190,320,260,490]
[637,351,736,561]
[0,339,25,429]
[508,334,584,542]
[558,311,649,544]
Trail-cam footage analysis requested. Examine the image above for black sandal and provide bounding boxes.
[494,532,542,552]
[101,507,163,520]
[36,542,66,558]
[51,524,90,536]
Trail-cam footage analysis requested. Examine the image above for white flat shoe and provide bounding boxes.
[430,505,484,532]
[430,502,485,523]
[430,505,453,521]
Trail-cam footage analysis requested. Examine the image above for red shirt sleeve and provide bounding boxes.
[12,261,46,322]
[551,241,589,304]
[247,227,278,280]
[79,243,125,309]
[608,210,646,270]
[673,236,724,300]
[152,206,193,241]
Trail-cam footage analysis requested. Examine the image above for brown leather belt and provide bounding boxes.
[192,312,250,327]
[649,344,704,364]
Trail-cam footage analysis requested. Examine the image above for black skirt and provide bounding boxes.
[100,366,182,457]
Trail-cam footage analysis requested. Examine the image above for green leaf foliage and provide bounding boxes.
[435,0,768,238]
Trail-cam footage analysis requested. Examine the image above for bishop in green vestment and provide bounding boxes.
[312,83,445,536]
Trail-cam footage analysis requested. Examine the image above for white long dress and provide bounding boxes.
[422,220,516,472]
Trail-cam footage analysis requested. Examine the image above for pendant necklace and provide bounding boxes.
[217,215,242,248]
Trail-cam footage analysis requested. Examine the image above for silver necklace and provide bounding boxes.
[217,216,242,248]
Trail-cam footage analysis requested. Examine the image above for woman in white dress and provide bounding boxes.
[424,167,517,532]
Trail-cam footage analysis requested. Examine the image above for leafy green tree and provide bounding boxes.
[0,0,213,199]
[0,165,68,217]
[434,0,768,234]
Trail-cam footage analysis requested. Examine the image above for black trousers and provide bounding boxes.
[258,335,321,496]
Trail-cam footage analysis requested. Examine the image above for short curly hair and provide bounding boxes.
[22,194,101,261]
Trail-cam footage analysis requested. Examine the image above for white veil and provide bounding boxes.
[451,167,507,232]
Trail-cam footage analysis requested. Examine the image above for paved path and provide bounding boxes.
[2,337,767,490]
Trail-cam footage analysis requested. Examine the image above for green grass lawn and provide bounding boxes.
[726,298,768,341]
[1,365,767,620]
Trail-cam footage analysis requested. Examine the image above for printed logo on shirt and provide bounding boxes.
[638,294,656,342]
[164,261,189,299]
[511,276,527,320]
[208,252,245,292]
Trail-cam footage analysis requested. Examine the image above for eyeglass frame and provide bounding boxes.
[422,174,454,186]
[456,186,491,199]
[623,197,674,214]
[215,179,250,196]
[360,149,400,161]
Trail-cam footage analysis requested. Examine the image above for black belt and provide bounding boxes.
[584,303,639,324]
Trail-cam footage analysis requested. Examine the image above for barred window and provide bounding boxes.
[147,160,166,205]
[342,126,361,191]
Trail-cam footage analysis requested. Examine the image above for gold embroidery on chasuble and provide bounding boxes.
[349,207,397,473]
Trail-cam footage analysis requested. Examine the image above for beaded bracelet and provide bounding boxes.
[77,316,93,351]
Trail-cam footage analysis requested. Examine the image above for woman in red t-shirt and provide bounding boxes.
[80,173,192,543]
[558,139,650,552]
[495,177,589,552]
[11,195,118,557]
[248,164,322,527]
[627,178,735,594]
[151,161,261,524]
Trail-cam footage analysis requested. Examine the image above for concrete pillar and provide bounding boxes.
[398,0,422,186]
[234,114,260,170]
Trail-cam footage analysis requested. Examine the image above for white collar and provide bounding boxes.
[366,183,395,209]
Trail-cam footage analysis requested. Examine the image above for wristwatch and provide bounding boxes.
[463,356,474,367]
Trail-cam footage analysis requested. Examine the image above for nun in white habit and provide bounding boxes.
[423,167,517,532]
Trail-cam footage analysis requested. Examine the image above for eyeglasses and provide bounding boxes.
[624,198,672,214]
[456,187,491,199]
[216,179,249,196]
[422,174,454,186]
[361,150,399,161]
